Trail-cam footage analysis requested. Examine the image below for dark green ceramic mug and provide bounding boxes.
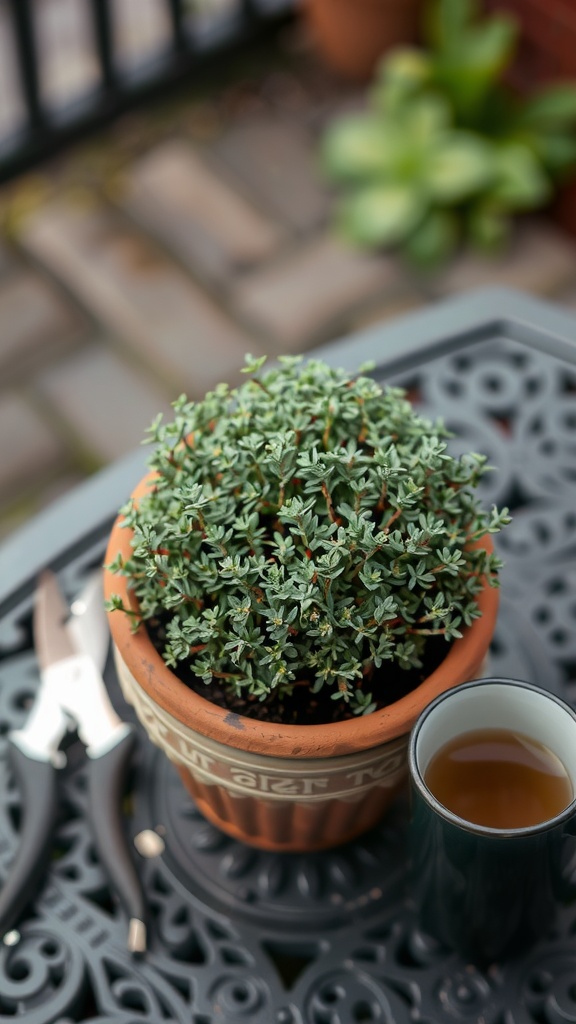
[408,678,576,964]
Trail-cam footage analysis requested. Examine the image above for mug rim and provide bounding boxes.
[408,677,576,839]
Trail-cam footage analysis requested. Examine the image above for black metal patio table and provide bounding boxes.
[0,286,575,1024]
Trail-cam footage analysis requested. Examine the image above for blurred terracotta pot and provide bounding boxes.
[104,473,498,853]
[303,0,421,80]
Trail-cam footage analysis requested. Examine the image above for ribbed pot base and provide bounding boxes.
[177,764,408,852]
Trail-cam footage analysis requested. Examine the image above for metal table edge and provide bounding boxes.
[312,286,576,372]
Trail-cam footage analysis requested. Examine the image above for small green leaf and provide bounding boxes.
[403,210,459,266]
[467,203,509,250]
[529,132,576,174]
[241,354,267,374]
[374,47,433,101]
[403,94,452,141]
[338,185,428,248]
[432,14,518,121]
[322,116,399,182]
[425,0,478,51]
[521,86,576,128]
[489,143,551,209]
[458,16,517,75]
[427,133,494,202]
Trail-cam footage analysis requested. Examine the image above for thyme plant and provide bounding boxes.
[107,356,509,716]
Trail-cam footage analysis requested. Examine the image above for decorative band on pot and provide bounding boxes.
[114,646,411,851]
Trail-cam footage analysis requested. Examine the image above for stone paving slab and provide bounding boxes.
[21,200,260,398]
[0,271,86,388]
[431,220,576,298]
[0,238,13,277]
[35,344,176,463]
[121,139,286,283]
[0,392,66,495]
[213,115,331,233]
[0,469,87,543]
[232,233,409,348]
[348,294,427,335]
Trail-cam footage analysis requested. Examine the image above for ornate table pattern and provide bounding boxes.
[0,290,575,1023]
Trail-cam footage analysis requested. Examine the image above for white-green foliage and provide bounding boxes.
[322,0,576,265]
[107,355,509,715]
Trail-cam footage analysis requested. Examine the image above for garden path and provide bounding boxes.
[1,36,576,539]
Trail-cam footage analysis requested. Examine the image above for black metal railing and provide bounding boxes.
[0,0,295,182]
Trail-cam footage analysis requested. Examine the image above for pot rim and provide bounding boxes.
[103,474,499,759]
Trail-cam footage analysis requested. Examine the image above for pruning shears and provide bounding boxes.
[0,570,147,954]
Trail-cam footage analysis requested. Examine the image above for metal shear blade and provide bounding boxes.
[16,571,129,761]
[1,570,147,954]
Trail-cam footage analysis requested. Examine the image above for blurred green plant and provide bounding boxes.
[321,0,576,265]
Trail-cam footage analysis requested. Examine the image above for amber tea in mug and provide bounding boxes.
[424,726,573,829]
[408,679,576,962]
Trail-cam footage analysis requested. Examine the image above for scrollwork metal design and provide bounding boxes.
[0,926,85,1023]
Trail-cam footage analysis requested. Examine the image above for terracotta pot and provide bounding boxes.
[303,0,421,81]
[104,474,499,853]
